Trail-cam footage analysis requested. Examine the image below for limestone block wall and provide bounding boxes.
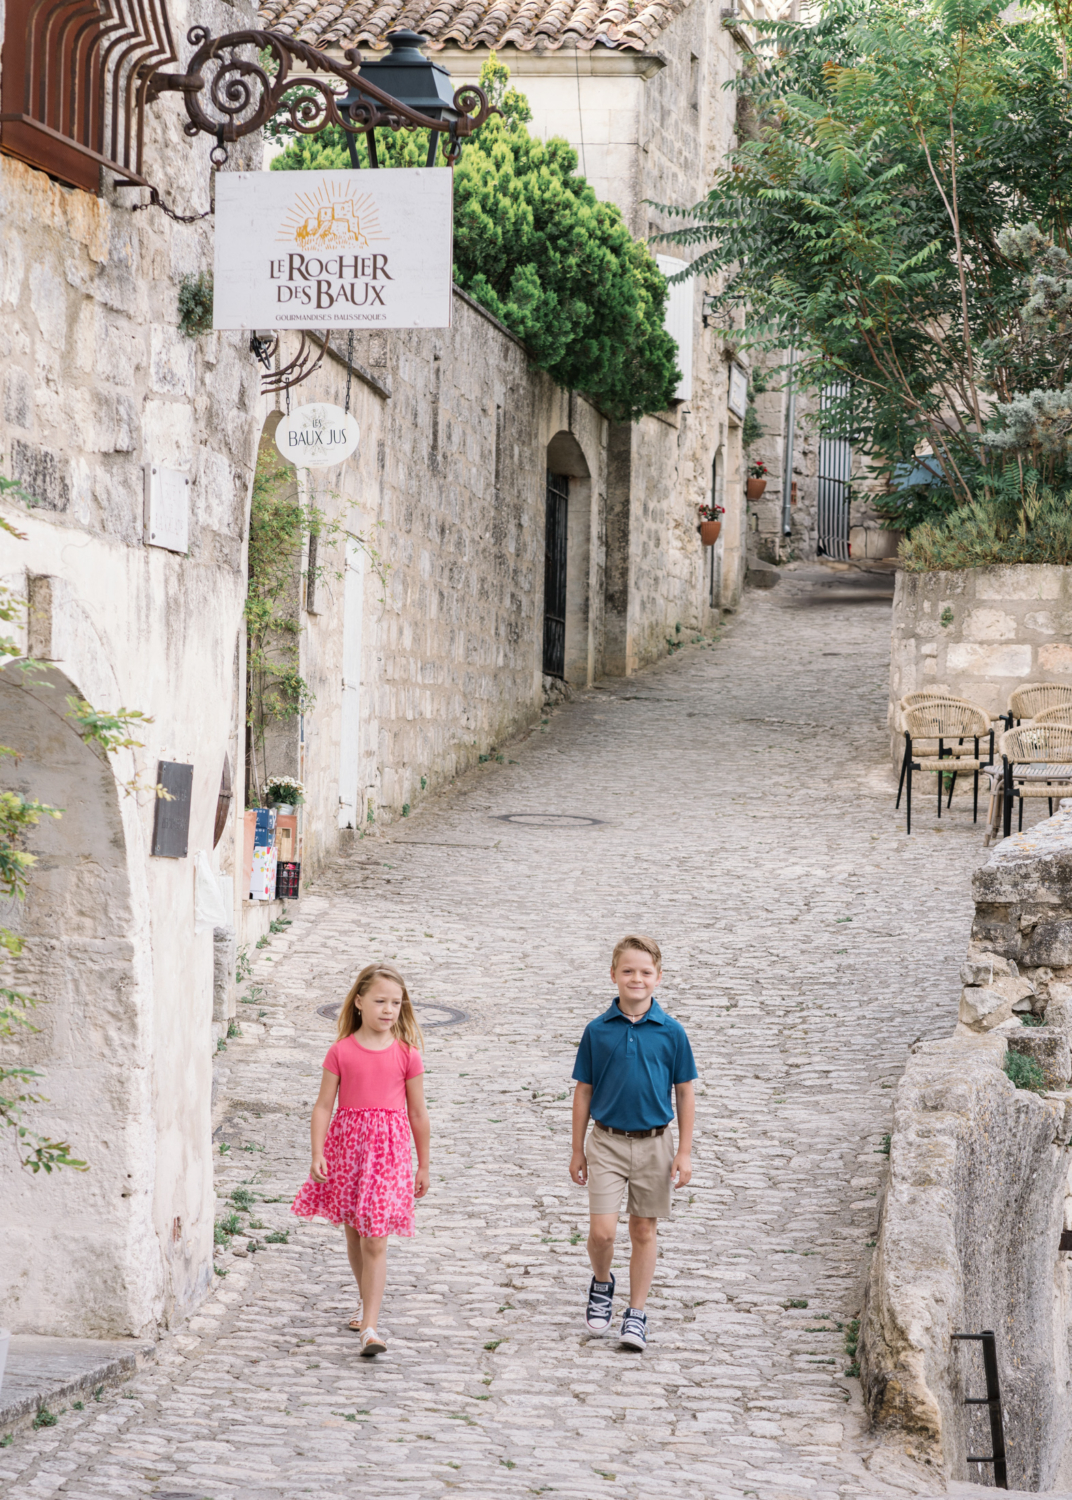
[861,802,1072,1488]
[435,7,750,640]
[0,0,262,1338]
[889,564,1072,758]
[259,299,608,864]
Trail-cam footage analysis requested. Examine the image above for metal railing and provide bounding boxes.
[952,1330,1008,1488]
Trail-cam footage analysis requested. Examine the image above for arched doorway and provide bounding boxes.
[544,431,593,686]
[0,662,145,1335]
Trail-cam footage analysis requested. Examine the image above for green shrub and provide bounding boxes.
[177,272,213,337]
[900,480,1072,571]
[1003,1049,1047,1092]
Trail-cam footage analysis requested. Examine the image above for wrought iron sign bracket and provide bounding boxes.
[137,27,491,172]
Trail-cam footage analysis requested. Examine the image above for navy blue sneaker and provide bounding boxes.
[619,1307,647,1350]
[585,1273,615,1331]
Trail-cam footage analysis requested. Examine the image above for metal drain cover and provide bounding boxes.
[493,812,603,827]
[315,1002,467,1028]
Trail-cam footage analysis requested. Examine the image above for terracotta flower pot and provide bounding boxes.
[746,477,767,500]
[699,520,722,546]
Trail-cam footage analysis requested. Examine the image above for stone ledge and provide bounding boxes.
[0,1335,153,1436]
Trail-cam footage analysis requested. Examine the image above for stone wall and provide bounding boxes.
[255,299,608,873]
[861,802,1072,1489]
[431,2,751,640]
[0,0,263,1338]
[889,563,1072,758]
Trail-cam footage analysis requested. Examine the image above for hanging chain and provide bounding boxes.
[345,331,354,416]
[130,186,213,223]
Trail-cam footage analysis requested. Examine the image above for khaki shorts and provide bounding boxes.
[585,1123,674,1219]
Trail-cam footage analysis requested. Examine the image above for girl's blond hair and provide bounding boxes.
[337,962,424,1051]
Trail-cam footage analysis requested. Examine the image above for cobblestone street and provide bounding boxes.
[4,568,993,1500]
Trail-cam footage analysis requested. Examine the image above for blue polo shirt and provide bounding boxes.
[572,998,697,1132]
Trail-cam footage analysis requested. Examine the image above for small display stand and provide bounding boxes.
[275,861,301,900]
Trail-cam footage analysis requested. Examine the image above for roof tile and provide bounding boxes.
[258,0,684,52]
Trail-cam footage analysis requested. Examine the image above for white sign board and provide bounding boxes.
[728,363,749,421]
[213,169,453,330]
[144,465,190,553]
[276,404,360,469]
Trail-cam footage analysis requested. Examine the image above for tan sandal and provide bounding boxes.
[360,1328,386,1357]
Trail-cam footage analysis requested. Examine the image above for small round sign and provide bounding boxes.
[275,403,359,468]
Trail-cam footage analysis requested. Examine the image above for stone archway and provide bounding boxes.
[545,431,593,687]
[0,662,150,1336]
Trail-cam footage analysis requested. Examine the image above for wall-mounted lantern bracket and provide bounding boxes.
[144,26,491,170]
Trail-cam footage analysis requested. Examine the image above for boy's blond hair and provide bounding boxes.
[611,935,662,971]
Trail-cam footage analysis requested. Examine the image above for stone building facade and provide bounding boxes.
[0,0,263,1338]
[263,0,785,650]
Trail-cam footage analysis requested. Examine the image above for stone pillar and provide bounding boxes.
[212,926,236,1022]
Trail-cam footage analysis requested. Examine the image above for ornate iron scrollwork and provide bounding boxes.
[148,29,491,167]
[250,329,330,396]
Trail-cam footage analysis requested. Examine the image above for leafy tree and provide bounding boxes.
[660,0,1072,518]
[271,57,680,421]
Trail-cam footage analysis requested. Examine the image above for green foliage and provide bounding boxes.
[742,403,763,449]
[271,58,679,421]
[900,477,1072,570]
[1004,1048,1048,1092]
[178,272,214,337]
[230,1187,255,1211]
[843,1316,861,1376]
[660,0,1072,507]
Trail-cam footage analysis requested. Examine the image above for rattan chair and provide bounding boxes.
[897,695,996,827]
[899,690,995,822]
[1007,683,1072,726]
[1028,703,1072,728]
[992,723,1072,840]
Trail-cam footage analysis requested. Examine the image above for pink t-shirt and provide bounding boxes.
[323,1034,424,1111]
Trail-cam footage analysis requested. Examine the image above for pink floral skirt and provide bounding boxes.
[291,1107,415,1238]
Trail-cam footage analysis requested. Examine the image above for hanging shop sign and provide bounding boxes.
[214,168,454,331]
[275,404,361,468]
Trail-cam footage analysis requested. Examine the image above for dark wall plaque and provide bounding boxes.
[151,761,194,858]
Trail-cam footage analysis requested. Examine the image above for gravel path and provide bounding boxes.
[2,567,990,1500]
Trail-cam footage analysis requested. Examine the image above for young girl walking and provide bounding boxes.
[292,962,429,1357]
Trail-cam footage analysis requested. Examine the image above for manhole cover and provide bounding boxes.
[315,1002,468,1029]
[493,812,603,827]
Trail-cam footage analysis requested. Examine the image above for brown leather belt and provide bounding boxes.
[594,1120,668,1139]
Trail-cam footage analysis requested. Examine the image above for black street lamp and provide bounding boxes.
[341,31,460,169]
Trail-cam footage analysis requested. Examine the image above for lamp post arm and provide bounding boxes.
[146,27,491,164]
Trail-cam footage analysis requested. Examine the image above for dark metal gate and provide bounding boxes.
[543,471,568,678]
[817,383,852,561]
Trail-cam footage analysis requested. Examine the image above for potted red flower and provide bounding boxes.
[697,502,724,546]
[746,460,769,501]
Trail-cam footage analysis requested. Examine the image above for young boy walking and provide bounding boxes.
[569,935,697,1351]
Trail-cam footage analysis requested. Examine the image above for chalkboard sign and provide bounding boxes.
[151,761,194,858]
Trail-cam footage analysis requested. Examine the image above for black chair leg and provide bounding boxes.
[947,771,957,809]
[973,771,979,823]
[1019,796,1024,832]
[896,743,909,809]
[1004,763,1013,839]
[906,763,912,835]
